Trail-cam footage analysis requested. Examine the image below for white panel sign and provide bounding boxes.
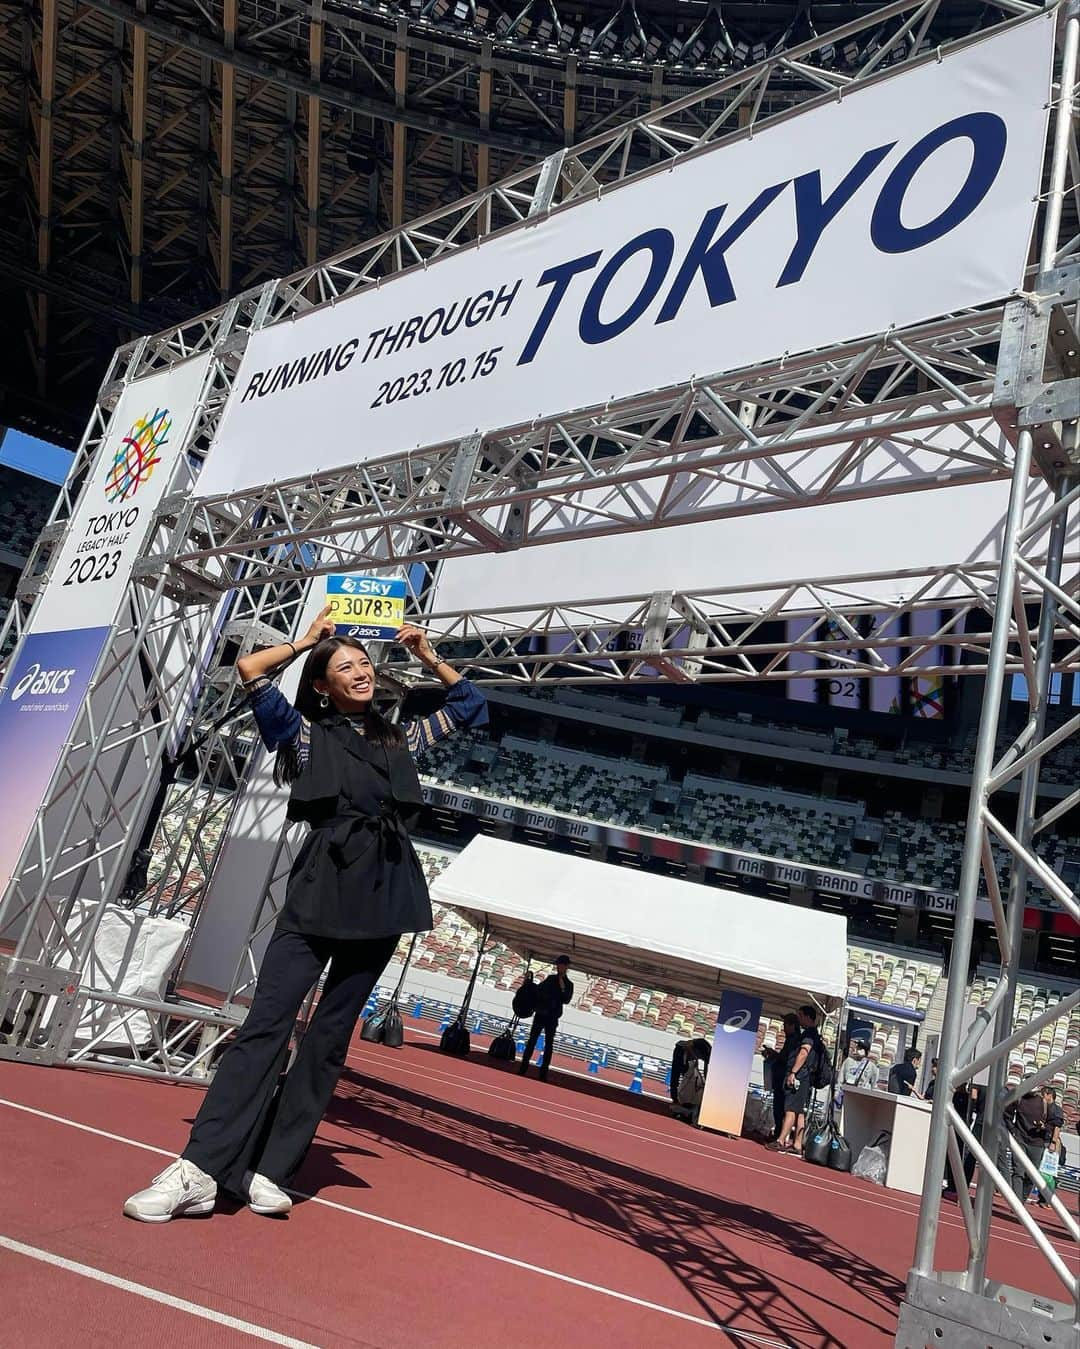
[428,471,1079,626]
[195,20,1051,500]
[33,355,212,634]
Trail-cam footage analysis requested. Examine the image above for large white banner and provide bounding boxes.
[195,19,1051,501]
[33,355,212,633]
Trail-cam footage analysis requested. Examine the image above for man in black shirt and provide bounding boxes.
[518,955,574,1082]
[888,1048,924,1099]
[1004,1088,1047,1202]
[767,1004,822,1153]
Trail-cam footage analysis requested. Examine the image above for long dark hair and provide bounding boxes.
[274,635,405,785]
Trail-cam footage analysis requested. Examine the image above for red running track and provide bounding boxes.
[0,1033,1073,1349]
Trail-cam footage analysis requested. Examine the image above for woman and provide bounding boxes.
[836,1037,878,1110]
[124,607,487,1222]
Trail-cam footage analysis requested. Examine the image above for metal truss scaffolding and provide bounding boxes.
[0,3,1076,1342]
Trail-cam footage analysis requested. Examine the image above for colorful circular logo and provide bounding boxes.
[104,407,171,503]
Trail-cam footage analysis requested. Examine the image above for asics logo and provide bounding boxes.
[10,663,76,700]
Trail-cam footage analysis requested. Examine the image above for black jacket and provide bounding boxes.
[280,716,431,940]
[534,972,574,1022]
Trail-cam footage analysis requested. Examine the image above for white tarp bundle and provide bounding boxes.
[431,836,847,1014]
[51,901,188,1047]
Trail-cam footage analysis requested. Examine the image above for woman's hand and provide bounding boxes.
[396,623,438,667]
[302,604,337,647]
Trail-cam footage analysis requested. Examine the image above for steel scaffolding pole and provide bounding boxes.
[896,2,1080,1343]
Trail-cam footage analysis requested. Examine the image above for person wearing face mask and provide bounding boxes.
[836,1036,878,1110]
[123,608,487,1224]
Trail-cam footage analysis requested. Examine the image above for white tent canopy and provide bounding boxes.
[430,837,848,1017]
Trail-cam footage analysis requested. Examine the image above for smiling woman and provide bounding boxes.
[122,607,487,1227]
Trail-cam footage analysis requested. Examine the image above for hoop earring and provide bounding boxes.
[319,693,330,709]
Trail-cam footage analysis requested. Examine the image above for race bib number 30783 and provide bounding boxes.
[325,575,407,641]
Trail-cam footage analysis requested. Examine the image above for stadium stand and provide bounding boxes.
[969,969,1080,1120]
[526,687,1080,786]
[418,730,1079,896]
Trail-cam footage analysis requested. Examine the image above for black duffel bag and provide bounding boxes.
[826,1130,853,1172]
[382,1004,405,1049]
[440,1015,471,1056]
[488,1026,517,1062]
[804,1119,839,1167]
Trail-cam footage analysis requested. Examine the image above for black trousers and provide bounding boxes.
[183,926,398,1196]
[523,1012,559,1074]
[771,1072,786,1136]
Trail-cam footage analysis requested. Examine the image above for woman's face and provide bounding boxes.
[316,645,375,712]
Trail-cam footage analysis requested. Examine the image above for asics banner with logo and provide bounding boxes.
[195,19,1052,500]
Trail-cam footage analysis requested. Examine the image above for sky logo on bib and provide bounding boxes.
[105,407,171,503]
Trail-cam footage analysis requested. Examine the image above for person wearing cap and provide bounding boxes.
[518,956,574,1082]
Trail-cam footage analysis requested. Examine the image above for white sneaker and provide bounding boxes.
[123,1159,217,1223]
[244,1171,292,1216]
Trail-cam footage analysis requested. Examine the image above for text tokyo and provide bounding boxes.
[516,112,1006,365]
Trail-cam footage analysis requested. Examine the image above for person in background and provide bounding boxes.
[670,1037,711,1122]
[768,1004,821,1154]
[924,1057,939,1101]
[1036,1085,1065,1207]
[518,955,573,1081]
[943,1081,985,1197]
[671,1037,712,1105]
[888,1048,924,1099]
[837,1036,878,1110]
[1003,1087,1047,1203]
[762,1015,800,1138]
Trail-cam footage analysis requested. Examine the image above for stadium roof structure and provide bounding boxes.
[0,0,1037,448]
[431,834,849,1015]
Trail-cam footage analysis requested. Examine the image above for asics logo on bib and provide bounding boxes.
[517,112,1006,365]
[11,664,76,700]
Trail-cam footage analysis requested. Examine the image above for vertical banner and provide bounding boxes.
[698,990,763,1136]
[870,612,904,714]
[909,609,945,718]
[786,618,818,704]
[0,355,212,908]
[31,355,212,635]
[0,626,110,894]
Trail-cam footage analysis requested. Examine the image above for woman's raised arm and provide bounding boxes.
[237,604,336,685]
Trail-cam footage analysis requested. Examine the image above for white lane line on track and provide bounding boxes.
[339,1047,1066,1250]
[0,1234,321,1349]
[0,1098,786,1348]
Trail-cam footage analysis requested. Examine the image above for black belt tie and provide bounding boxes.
[322,808,407,869]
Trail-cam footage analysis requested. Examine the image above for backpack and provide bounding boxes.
[677,1062,706,1108]
[811,1038,835,1091]
[512,977,539,1019]
[487,1026,517,1062]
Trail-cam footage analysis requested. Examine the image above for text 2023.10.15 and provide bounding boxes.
[370,348,502,408]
